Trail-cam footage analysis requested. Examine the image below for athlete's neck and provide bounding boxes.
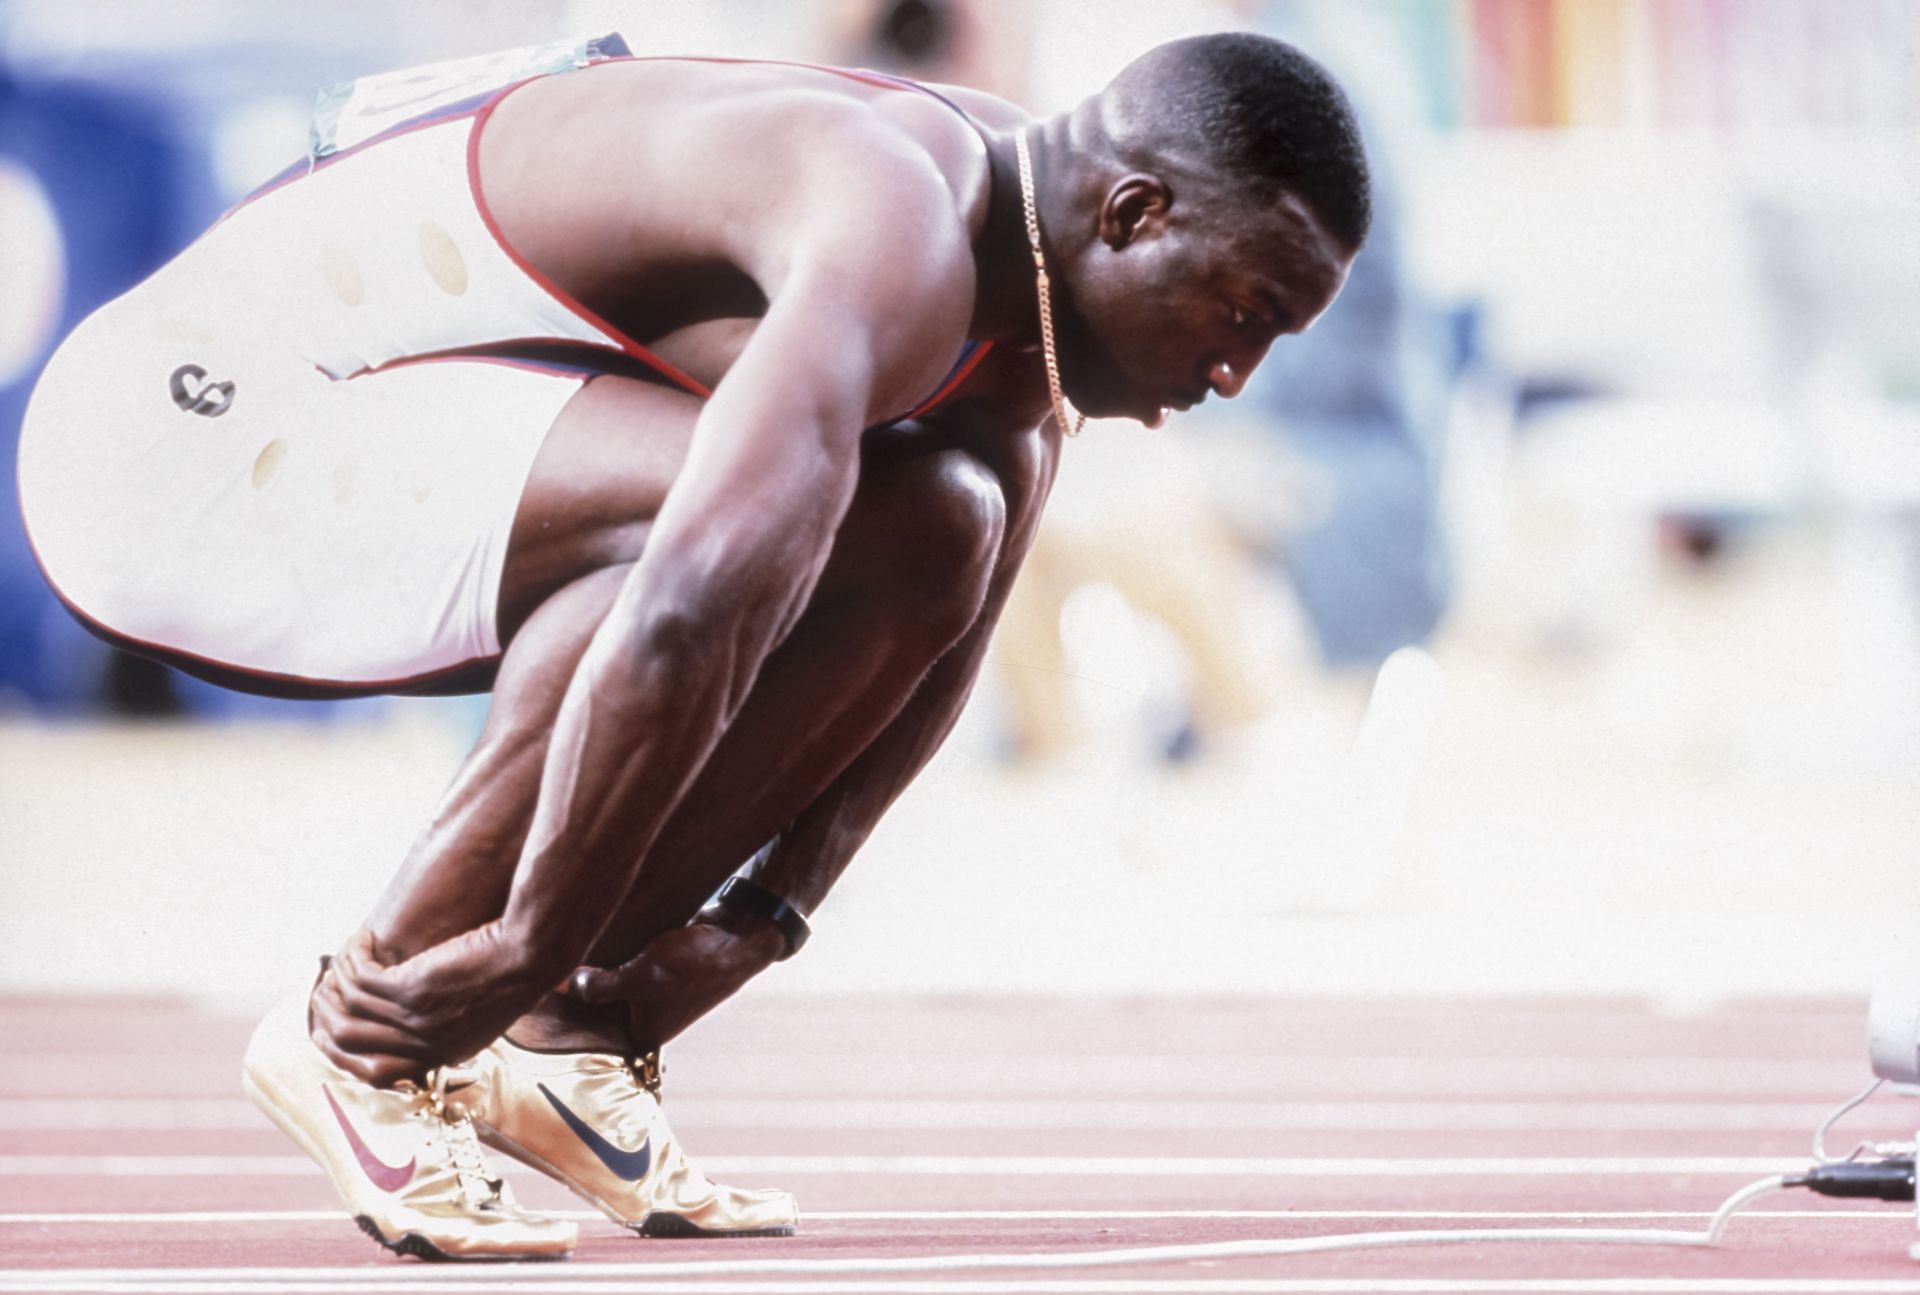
[968,127,1050,346]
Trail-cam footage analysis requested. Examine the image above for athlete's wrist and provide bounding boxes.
[707,877,810,961]
[691,902,780,964]
[495,917,580,993]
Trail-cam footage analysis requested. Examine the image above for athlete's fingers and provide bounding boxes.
[310,975,440,1077]
[569,957,663,1005]
[566,967,601,1001]
[571,919,771,1005]
[348,927,385,963]
[315,1013,435,1066]
[567,966,604,1001]
[328,939,387,1001]
[308,1025,368,1080]
[331,934,414,1009]
[318,961,416,1033]
[334,926,502,1027]
[312,1024,426,1088]
[310,981,434,1061]
[329,941,445,1033]
[327,967,416,1030]
[333,928,390,979]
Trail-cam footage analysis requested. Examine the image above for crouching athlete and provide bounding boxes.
[17,33,1367,1259]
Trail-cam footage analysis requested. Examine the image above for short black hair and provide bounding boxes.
[1115,32,1372,250]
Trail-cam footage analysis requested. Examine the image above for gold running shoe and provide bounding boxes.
[474,1038,799,1237]
[241,987,577,1261]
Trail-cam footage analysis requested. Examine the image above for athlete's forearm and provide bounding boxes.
[498,470,854,979]
[318,485,854,1068]
[480,370,861,988]
[747,601,995,915]
[751,425,1057,918]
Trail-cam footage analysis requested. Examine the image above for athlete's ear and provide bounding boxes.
[1099,173,1171,250]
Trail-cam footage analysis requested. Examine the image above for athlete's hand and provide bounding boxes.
[566,911,785,1052]
[311,925,539,1086]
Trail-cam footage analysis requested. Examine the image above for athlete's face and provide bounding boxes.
[1057,178,1353,426]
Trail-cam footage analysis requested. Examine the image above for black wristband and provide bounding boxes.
[715,877,810,960]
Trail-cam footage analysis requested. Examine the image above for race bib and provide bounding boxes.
[309,32,632,158]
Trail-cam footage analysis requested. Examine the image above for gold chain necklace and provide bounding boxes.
[1014,130,1086,438]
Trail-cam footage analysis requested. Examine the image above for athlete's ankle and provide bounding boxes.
[503,990,631,1056]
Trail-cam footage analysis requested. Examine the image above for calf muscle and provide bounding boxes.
[346,425,1013,1061]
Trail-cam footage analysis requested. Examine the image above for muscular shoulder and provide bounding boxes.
[504,60,984,254]
[714,84,985,416]
[916,81,1032,132]
[745,86,983,285]
[493,60,989,414]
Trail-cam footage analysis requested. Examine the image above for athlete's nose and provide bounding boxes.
[1208,359,1248,400]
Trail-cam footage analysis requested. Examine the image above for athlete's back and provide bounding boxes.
[474,57,998,380]
[15,51,1019,693]
[137,55,997,390]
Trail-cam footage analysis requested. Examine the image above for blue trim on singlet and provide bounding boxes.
[927,337,986,400]
[836,69,997,421]
[847,66,979,123]
[376,347,624,381]
[230,88,503,215]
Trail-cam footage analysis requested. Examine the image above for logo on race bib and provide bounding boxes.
[169,363,236,418]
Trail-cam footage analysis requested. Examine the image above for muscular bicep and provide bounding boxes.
[624,173,975,644]
[720,125,978,426]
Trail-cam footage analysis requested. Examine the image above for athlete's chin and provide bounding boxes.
[1109,391,1172,429]
[1066,382,1162,427]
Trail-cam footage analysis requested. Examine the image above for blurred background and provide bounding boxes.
[2,0,1916,1012]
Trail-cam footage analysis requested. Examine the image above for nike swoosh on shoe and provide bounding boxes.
[322,1084,416,1191]
[537,1082,652,1181]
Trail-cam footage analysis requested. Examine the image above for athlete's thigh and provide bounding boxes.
[21,300,579,696]
[497,374,703,643]
[497,378,1001,642]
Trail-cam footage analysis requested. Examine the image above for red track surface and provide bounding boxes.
[3,994,1918,1292]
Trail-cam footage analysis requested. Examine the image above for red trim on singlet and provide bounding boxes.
[626,56,999,419]
[17,496,502,699]
[336,340,625,384]
[468,88,714,398]
[14,356,502,699]
[467,76,714,400]
[22,56,1009,702]
[467,54,996,419]
[373,351,593,380]
[207,69,707,400]
[905,339,994,420]
[220,54,994,418]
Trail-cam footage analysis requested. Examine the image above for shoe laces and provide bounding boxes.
[628,1050,664,1100]
[416,1068,506,1206]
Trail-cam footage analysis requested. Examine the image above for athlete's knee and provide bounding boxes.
[885,448,1006,649]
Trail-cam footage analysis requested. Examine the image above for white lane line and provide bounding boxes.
[0,1156,315,1176]
[0,1102,261,1131]
[0,1153,1816,1177]
[0,1098,1876,1133]
[3,1251,1919,1292]
[699,1155,1817,1177]
[613,1056,1868,1094]
[0,1212,354,1223]
[0,1178,1876,1286]
[609,1099,1882,1133]
[8,1284,1920,1295]
[0,1207,1902,1225]
[0,1055,1863,1098]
